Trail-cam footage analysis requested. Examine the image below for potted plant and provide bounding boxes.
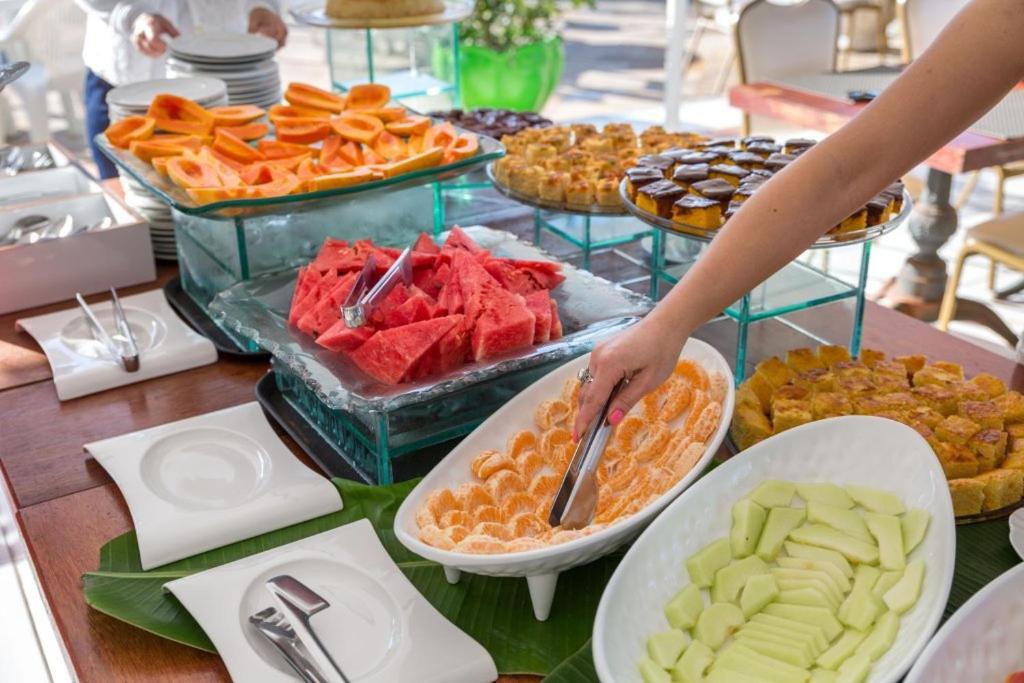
[454,0,593,111]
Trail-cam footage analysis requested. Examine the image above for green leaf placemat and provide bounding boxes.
[82,478,624,677]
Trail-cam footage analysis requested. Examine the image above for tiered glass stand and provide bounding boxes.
[622,180,913,383]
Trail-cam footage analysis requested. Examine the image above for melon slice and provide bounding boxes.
[349,315,463,384]
[297,272,359,336]
[443,225,485,253]
[316,322,374,353]
[413,231,440,254]
[524,290,553,343]
[471,293,536,361]
[549,299,563,339]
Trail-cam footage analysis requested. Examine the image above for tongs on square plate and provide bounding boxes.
[340,241,415,328]
[548,377,628,529]
[266,575,350,683]
[75,288,139,372]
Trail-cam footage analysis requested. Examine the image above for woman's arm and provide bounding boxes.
[574,0,1024,437]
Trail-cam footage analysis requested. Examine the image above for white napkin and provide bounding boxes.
[86,402,344,569]
[16,289,217,400]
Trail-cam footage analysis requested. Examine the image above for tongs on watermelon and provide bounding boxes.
[548,376,629,529]
[340,243,414,328]
[75,288,140,372]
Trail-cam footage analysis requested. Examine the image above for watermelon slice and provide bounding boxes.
[443,225,484,253]
[349,314,464,384]
[470,291,536,361]
[410,317,470,380]
[413,231,440,254]
[510,259,566,290]
[288,266,320,325]
[297,272,358,336]
[413,261,449,298]
[483,258,544,296]
[524,290,553,343]
[453,250,503,324]
[293,270,339,334]
[368,283,410,328]
[309,238,356,273]
[380,286,437,328]
[436,268,464,314]
[549,298,563,339]
[316,321,374,352]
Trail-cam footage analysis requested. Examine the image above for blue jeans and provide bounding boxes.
[84,68,118,180]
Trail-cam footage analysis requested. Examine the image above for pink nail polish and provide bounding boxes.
[609,408,624,426]
[572,431,579,442]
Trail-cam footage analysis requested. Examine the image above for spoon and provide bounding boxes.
[0,61,29,92]
[0,214,50,245]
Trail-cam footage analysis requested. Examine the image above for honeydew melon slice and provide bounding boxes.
[796,482,855,509]
[756,507,807,561]
[788,525,879,565]
[670,639,714,683]
[638,655,671,683]
[740,620,820,655]
[740,573,779,618]
[836,652,871,683]
[901,509,931,554]
[705,667,774,683]
[749,613,830,652]
[857,610,900,662]
[864,512,906,571]
[734,630,815,668]
[784,541,854,578]
[816,628,868,670]
[882,558,925,614]
[694,602,745,650]
[762,603,843,640]
[806,501,872,542]
[776,557,852,593]
[778,587,836,610]
[749,479,797,508]
[845,485,905,515]
[665,583,704,630]
[810,670,839,683]
[716,642,811,683]
[776,579,841,610]
[731,498,768,558]
[838,565,882,631]
[772,568,845,603]
[871,570,904,600]
[711,555,770,604]
[647,629,690,669]
[688,538,732,587]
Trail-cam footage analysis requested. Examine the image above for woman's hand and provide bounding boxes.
[572,313,689,440]
[131,13,179,58]
[249,7,288,47]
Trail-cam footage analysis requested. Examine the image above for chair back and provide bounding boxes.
[896,0,970,62]
[3,0,85,84]
[736,0,840,84]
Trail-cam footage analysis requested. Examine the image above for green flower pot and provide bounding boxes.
[458,37,564,111]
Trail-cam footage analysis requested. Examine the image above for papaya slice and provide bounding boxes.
[385,115,430,137]
[443,132,480,164]
[344,83,391,110]
[284,82,346,114]
[309,168,376,192]
[250,166,301,197]
[424,121,457,150]
[129,140,190,163]
[295,157,322,181]
[319,135,342,163]
[337,140,364,166]
[213,128,265,164]
[275,119,331,145]
[380,146,444,178]
[105,116,155,148]
[373,131,407,160]
[362,148,387,165]
[147,94,215,135]
[268,103,333,120]
[263,153,313,172]
[362,106,406,122]
[154,117,213,136]
[186,186,252,204]
[150,134,204,150]
[330,112,384,145]
[152,155,172,177]
[208,147,248,172]
[216,121,269,141]
[166,157,221,189]
[197,147,243,187]
[407,133,425,154]
[257,139,314,160]
[208,104,265,127]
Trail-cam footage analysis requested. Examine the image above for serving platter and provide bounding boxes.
[290,0,474,29]
[486,163,629,217]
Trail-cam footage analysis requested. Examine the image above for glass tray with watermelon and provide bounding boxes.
[210,225,651,484]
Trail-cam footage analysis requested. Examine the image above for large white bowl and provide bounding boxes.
[394,338,734,621]
[904,562,1024,683]
[593,415,956,683]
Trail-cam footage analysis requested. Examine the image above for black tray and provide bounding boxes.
[254,371,455,483]
[163,276,269,359]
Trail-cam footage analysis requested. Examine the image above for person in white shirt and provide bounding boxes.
[75,1,288,179]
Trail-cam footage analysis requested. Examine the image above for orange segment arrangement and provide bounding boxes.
[416,360,727,554]
[104,81,482,204]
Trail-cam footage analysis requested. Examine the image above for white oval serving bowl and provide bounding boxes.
[593,415,956,683]
[904,562,1024,682]
[1010,508,1024,561]
[394,338,734,621]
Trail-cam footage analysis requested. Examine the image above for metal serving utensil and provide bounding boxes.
[341,242,414,328]
[74,289,140,372]
[266,575,351,683]
[0,61,29,92]
[0,214,50,245]
[548,377,629,529]
[249,607,330,683]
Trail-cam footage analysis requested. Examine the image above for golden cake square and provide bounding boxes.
[935,415,981,445]
[948,478,985,516]
[810,392,853,420]
[817,345,852,367]
[958,400,1004,431]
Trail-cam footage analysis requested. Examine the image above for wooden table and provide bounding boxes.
[730,79,1024,332]
[4,262,1022,681]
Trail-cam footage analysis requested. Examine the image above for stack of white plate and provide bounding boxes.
[166,32,281,109]
[106,77,229,260]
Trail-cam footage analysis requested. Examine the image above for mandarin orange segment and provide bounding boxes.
[445,525,471,544]
[454,534,508,554]
[660,382,694,422]
[509,512,548,538]
[683,390,711,435]
[548,529,586,545]
[470,449,500,479]
[515,450,543,482]
[501,491,537,518]
[612,415,646,452]
[478,453,516,480]
[675,358,710,391]
[439,509,469,528]
[635,421,671,461]
[506,429,537,457]
[688,401,723,442]
[607,455,638,491]
[507,537,546,552]
[595,495,631,524]
[455,482,494,511]
[671,442,706,478]
[425,488,460,516]
[561,377,581,406]
[415,506,437,529]
[709,371,728,405]
[419,525,455,550]
[535,398,571,430]
[485,469,527,500]
[471,521,511,540]
[528,472,560,499]
[471,505,504,527]
[539,427,571,460]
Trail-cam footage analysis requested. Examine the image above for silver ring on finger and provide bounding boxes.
[577,367,595,385]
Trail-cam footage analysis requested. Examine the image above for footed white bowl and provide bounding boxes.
[593,415,956,683]
[393,338,734,621]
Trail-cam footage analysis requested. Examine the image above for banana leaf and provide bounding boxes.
[82,478,624,677]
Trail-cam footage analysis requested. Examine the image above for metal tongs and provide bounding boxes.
[548,377,629,529]
[266,575,350,683]
[340,242,415,328]
[75,288,139,372]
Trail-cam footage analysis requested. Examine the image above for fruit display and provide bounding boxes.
[103,82,481,204]
[415,358,727,554]
[638,479,930,683]
[621,134,904,234]
[490,123,708,210]
[428,107,552,139]
[1009,673,1024,683]
[730,345,1024,518]
[287,227,567,385]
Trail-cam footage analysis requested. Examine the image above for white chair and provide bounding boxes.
[735,0,840,136]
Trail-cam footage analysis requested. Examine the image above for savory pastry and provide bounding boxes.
[690,178,735,211]
[708,163,750,186]
[595,177,621,207]
[672,195,722,230]
[509,164,542,196]
[625,166,665,199]
[525,143,556,165]
[636,179,686,217]
[565,177,595,205]
[326,0,444,19]
[671,162,710,188]
[538,171,568,202]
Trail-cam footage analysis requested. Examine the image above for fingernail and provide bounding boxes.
[572,431,580,442]
[609,409,624,426]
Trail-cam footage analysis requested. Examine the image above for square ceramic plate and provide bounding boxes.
[16,289,218,400]
[86,402,344,569]
[166,519,498,683]
[593,416,956,683]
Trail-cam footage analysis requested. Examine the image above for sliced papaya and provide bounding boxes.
[208,147,248,172]
[197,148,243,187]
[166,157,221,189]
[443,132,480,164]
[374,131,407,160]
[150,134,204,150]
[105,116,155,148]
[344,83,391,110]
[284,82,346,114]
[263,153,313,172]
[213,128,265,164]
[337,140,364,166]
[362,148,387,165]
[330,112,384,145]
[186,186,252,204]
[424,121,457,150]
[216,122,269,141]
[309,168,376,192]
[407,133,425,154]
[250,166,301,197]
[154,117,213,136]
[275,119,331,145]
[268,103,333,120]
[385,115,431,137]
[208,105,265,127]
[151,155,173,177]
[362,106,406,122]
[295,157,321,181]
[380,146,444,178]
[257,139,314,160]
[319,135,342,163]
[147,94,214,135]
[129,140,190,163]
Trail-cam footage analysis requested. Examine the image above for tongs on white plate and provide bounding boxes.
[75,288,139,372]
[266,575,350,683]
[548,377,629,529]
[340,242,414,328]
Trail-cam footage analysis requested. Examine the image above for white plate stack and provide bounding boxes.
[166,32,281,109]
[106,77,228,260]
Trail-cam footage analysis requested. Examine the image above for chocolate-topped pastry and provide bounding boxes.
[690,178,735,210]
[746,141,782,158]
[703,136,737,149]
[729,151,766,169]
[880,180,905,212]
[704,146,735,164]
[741,135,774,149]
[672,195,722,230]
[661,147,699,163]
[709,163,750,186]
[724,201,742,221]
[625,166,664,199]
[430,107,552,138]
[732,181,762,204]
[750,168,773,178]
[636,179,686,218]
[676,151,718,166]
[765,152,797,172]
[784,138,816,154]
[834,207,868,234]
[671,162,710,187]
[636,154,675,176]
[865,195,892,226]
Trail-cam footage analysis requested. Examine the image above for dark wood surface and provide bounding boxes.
[729,82,1024,174]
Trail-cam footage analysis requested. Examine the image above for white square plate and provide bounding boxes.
[166,519,498,683]
[16,289,217,400]
[86,402,344,569]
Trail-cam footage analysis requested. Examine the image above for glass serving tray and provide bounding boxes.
[94,122,503,219]
[619,179,912,250]
[210,225,652,413]
[486,163,629,217]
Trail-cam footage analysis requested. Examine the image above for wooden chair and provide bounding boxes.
[836,0,889,69]
[937,213,1023,347]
